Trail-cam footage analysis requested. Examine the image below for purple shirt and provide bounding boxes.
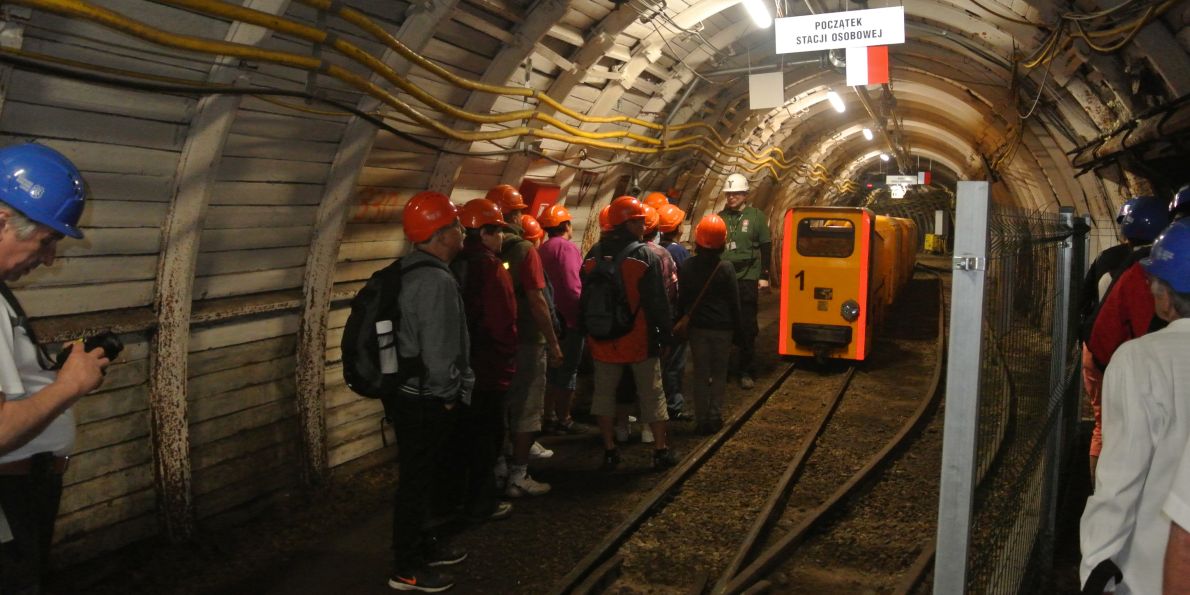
[538,236,583,329]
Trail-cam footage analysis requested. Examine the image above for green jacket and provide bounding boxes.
[718,205,771,281]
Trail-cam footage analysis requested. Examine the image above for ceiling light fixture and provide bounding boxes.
[862,128,874,141]
[879,153,890,161]
[826,90,845,113]
[743,0,772,29]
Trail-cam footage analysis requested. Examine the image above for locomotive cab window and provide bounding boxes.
[796,219,855,258]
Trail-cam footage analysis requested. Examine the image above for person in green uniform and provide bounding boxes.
[716,173,771,389]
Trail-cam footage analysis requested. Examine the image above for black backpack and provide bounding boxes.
[340,259,431,398]
[580,241,643,340]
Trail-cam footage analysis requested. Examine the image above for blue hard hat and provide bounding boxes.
[1116,198,1136,224]
[1172,185,1190,219]
[1120,195,1170,243]
[0,143,85,238]
[1141,219,1190,293]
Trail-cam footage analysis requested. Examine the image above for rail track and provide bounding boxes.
[548,273,946,595]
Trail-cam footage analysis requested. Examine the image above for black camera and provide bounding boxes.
[55,331,124,368]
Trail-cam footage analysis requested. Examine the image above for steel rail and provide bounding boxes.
[548,362,799,595]
[714,273,947,594]
[711,366,858,590]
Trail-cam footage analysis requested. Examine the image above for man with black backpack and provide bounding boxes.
[384,191,472,593]
[581,196,678,471]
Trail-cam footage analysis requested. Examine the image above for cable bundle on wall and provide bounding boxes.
[5,0,813,178]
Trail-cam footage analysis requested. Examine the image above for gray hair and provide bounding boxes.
[0,201,41,240]
[1153,277,1190,319]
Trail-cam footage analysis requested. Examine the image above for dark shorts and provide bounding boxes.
[545,330,585,391]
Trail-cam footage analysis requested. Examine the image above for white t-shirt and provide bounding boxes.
[1080,318,1190,595]
[0,294,68,464]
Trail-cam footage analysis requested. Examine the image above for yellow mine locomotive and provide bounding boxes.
[778,206,917,361]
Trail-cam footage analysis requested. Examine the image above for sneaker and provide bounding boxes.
[529,441,554,460]
[601,448,621,471]
[493,456,508,490]
[553,418,578,435]
[641,425,655,444]
[424,539,468,567]
[739,375,755,389]
[669,409,694,421]
[489,501,513,520]
[506,473,551,497]
[614,424,630,443]
[652,448,679,470]
[389,567,454,592]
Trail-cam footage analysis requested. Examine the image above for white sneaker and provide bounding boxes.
[614,424,630,443]
[506,473,551,497]
[641,425,655,444]
[529,441,554,460]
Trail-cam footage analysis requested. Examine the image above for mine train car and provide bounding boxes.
[778,207,918,361]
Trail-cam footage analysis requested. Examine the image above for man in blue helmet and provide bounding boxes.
[1080,219,1190,595]
[1085,195,1171,480]
[0,144,110,594]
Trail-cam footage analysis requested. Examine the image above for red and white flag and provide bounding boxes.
[846,45,889,86]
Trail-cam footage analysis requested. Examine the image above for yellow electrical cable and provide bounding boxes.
[1070,2,1164,52]
[151,0,800,168]
[292,0,797,164]
[11,0,798,172]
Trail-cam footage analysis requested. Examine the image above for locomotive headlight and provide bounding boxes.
[840,300,861,322]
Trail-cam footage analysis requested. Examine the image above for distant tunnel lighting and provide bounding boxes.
[743,0,772,29]
[879,153,891,161]
[862,128,874,141]
[826,90,845,113]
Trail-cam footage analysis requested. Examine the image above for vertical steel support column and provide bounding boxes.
[934,180,991,593]
[1039,207,1077,583]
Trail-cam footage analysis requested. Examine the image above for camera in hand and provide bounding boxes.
[55,331,124,368]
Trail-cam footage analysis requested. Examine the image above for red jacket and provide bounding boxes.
[582,232,673,364]
[1088,262,1159,370]
[456,238,518,391]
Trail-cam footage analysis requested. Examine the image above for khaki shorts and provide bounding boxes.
[591,358,667,424]
[506,343,546,433]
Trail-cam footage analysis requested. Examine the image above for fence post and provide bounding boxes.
[934,181,991,593]
[1037,207,1078,586]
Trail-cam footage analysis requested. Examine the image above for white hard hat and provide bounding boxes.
[724,173,749,193]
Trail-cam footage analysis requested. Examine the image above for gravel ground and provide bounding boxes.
[44,283,956,595]
[772,273,944,594]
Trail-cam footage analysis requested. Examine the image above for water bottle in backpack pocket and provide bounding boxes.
[341,259,430,398]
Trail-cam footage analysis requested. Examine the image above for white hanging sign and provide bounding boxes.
[748,71,785,110]
[774,7,905,54]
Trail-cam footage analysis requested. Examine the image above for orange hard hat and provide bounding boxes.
[459,198,510,230]
[608,195,646,227]
[599,205,614,232]
[485,184,527,214]
[403,191,459,243]
[642,205,660,233]
[657,204,685,233]
[643,191,669,210]
[521,214,544,242]
[537,203,572,228]
[694,214,728,249]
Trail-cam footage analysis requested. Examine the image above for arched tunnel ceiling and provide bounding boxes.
[2,0,1188,226]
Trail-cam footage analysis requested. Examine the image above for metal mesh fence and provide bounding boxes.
[964,208,1082,593]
